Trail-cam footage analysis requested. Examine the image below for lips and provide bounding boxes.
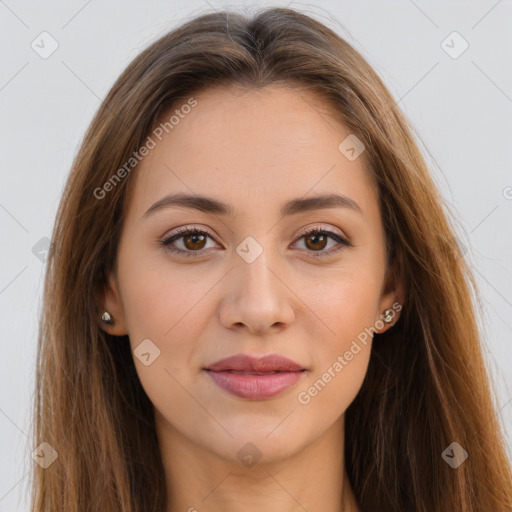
[205,353,305,373]
[204,354,307,400]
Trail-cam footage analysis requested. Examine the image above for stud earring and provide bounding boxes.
[101,311,113,325]
[382,309,395,324]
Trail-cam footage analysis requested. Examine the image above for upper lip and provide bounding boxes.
[205,354,305,373]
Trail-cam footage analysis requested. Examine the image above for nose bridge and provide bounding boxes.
[219,233,295,333]
[235,234,282,298]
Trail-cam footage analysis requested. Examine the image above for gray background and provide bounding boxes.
[1,1,511,509]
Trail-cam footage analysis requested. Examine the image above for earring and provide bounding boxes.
[382,309,395,324]
[101,311,113,325]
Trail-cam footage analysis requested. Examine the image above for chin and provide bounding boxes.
[198,423,307,467]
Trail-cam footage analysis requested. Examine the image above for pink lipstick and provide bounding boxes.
[204,353,307,400]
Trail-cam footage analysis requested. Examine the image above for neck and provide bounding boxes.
[156,412,360,512]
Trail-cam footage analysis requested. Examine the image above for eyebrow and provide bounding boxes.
[143,192,363,218]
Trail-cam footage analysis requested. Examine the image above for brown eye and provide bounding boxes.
[294,228,353,258]
[162,227,216,257]
[304,232,329,251]
[182,232,207,250]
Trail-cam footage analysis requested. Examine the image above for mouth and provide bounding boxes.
[208,370,301,375]
[204,353,306,373]
[204,368,307,400]
[203,353,308,399]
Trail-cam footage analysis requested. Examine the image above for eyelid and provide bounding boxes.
[295,223,347,240]
[161,225,217,242]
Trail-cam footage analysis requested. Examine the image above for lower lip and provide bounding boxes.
[205,370,306,400]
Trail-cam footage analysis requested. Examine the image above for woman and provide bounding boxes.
[31,6,512,512]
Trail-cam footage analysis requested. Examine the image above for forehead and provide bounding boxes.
[124,84,379,224]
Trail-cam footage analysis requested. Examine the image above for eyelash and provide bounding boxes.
[160,225,353,259]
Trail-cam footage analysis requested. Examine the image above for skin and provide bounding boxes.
[102,84,404,512]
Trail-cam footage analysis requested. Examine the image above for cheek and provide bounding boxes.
[293,271,380,409]
[294,301,374,425]
[117,247,220,401]
[117,250,214,425]
[119,243,214,343]
[305,268,382,349]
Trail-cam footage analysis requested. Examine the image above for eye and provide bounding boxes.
[292,226,353,258]
[161,226,217,257]
[160,225,353,258]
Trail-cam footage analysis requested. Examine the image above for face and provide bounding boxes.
[102,84,403,464]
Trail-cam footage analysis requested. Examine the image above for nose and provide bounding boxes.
[219,252,295,336]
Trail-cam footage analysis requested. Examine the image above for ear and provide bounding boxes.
[98,270,129,336]
[375,256,405,334]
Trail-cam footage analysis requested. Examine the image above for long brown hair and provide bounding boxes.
[31,6,512,511]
